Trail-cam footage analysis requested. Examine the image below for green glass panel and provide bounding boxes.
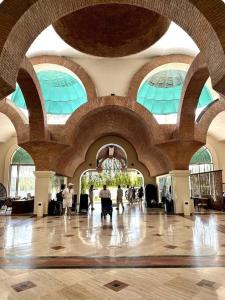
[12,148,34,165]
[190,146,212,165]
[11,70,87,115]
[137,69,213,115]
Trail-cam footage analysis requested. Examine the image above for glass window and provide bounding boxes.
[137,69,213,125]
[51,176,66,199]
[17,166,35,197]
[189,146,214,174]
[10,165,17,198]
[10,70,87,124]
[9,148,35,198]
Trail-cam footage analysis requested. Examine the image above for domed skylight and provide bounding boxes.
[137,69,213,117]
[11,70,87,116]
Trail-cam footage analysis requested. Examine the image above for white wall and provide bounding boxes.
[0,137,18,193]
[73,58,150,97]
[206,134,225,182]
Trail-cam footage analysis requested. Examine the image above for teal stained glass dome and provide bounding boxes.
[11,70,87,115]
[137,69,213,115]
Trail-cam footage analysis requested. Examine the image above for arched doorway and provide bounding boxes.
[79,144,144,207]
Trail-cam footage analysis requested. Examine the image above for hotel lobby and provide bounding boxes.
[1,0,225,299]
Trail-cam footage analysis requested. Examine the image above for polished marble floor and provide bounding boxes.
[1,204,225,299]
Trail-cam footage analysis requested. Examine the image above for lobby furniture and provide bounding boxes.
[11,198,34,214]
[192,197,211,211]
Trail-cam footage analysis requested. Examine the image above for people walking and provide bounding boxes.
[99,185,112,221]
[88,185,95,210]
[116,185,124,211]
[56,183,66,215]
[62,183,74,220]
[131,186,136,203]
[138,186,144,203]
[126,185,132,205]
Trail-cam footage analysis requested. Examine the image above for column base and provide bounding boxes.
[169,170,191,214]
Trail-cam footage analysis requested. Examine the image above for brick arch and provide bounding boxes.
[74,136,153,181]
[157,140,204,170]
[0,99,29,143]
[176,53,209,140]
[1,1,225,99]
[65,96,162,145]
[30,55,97,101]
[128,54,193,100]
[56,106,172,177]
[195,98,225,143]
[18,57,48,141]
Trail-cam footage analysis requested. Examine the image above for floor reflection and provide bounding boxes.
[193,215,219,254]
[76,205,146,249]
[0,204,225,257]
[5,220,33,249]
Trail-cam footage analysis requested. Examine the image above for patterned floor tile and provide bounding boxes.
[164,245,178,249]
[197,279,217,289]
[11,281,36,292]
[51,246,66,250]
[104,280,129,292]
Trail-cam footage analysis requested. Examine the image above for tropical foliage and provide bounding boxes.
[81,171,142,194]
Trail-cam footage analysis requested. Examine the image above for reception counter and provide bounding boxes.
[12,199,34,214]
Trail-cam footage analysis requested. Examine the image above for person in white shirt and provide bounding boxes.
[99,185,112,220]
[116,185,124,211]
[99,185,111,200]
[62,183,74,220]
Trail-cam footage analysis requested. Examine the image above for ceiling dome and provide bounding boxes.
[137,69,213,115]
[11,70,87,115]
[53,4,170,57]
[147,69,186,88]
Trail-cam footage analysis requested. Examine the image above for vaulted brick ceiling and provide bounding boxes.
[53,4,170,57]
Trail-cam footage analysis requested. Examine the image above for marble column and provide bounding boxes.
[34,171,55,215]
[169,170,191,214]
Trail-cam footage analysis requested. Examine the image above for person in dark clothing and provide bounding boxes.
[131,187,136,203]
[56,184,66,215]
[138,186,144,202]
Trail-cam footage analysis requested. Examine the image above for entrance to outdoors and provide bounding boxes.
[80,144,144,205]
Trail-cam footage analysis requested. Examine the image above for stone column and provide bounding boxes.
[34,171,55,215]
[169,170,191,214]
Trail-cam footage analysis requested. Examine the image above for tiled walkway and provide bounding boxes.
[1,205,225,299]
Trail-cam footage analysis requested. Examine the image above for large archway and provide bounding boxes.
[55,99,172,177]
[79,143,145,207]
[71,136,155,202]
